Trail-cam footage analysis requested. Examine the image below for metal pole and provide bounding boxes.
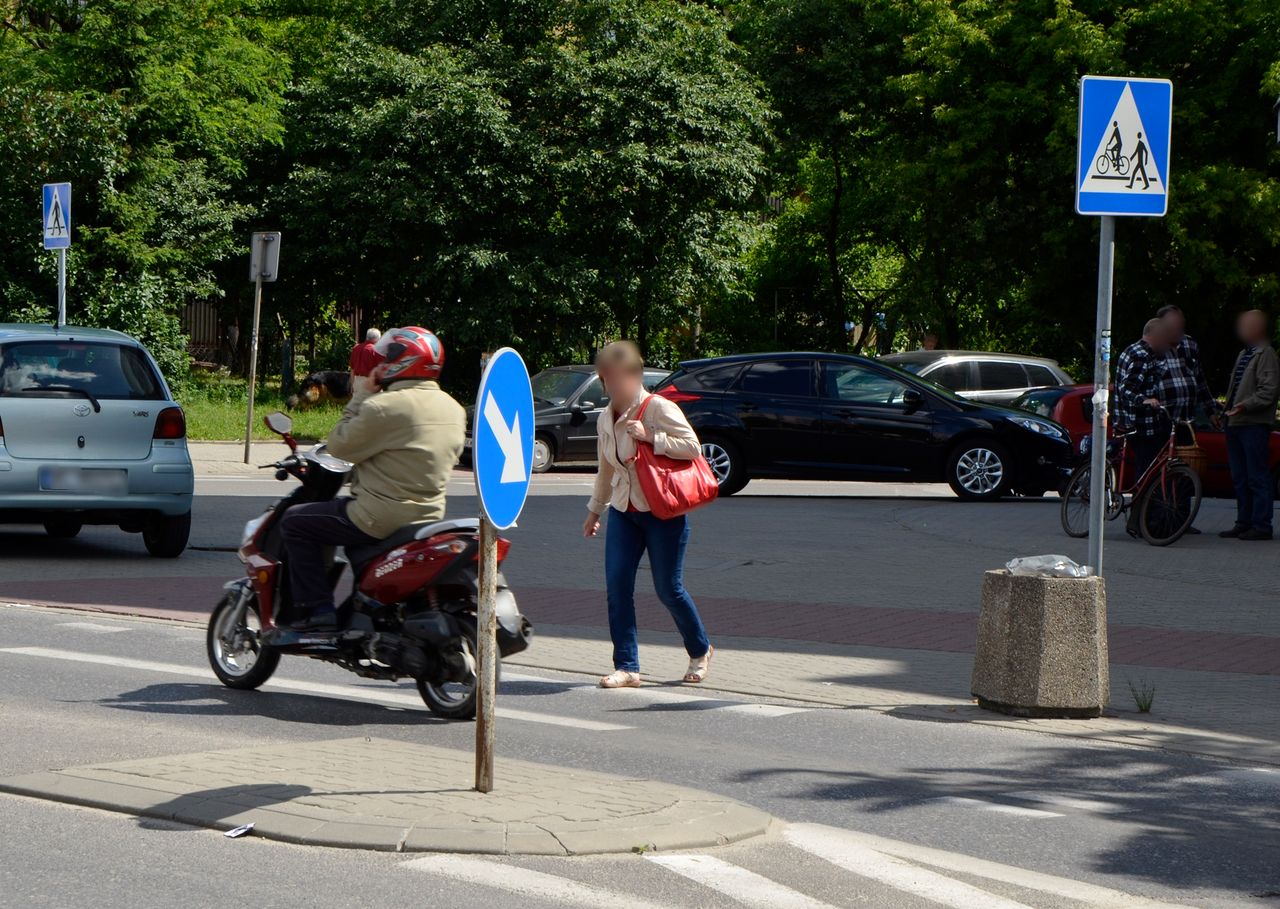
[56,248,66,327]
[243,274,263,465]
[474,516,498,793]
[1087,215,1116,575]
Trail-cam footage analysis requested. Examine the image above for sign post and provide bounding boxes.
[245,232,281,465]
[42,183,71,326]
[470,347,534,793]
[1076,75,1172,575]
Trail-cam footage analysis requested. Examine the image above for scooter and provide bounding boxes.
[205,411,531,719]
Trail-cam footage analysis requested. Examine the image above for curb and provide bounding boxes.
[0,737,772,855]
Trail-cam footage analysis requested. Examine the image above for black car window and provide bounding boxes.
[978,361,1030,389]
[738,360,813,397]
[927,362,977,391]
[691,363,744,390]
[577,377,608,407]
[822,362,914,406]
[1024,364,1060,386]
[0,341,164,400]
[531,370,587,405]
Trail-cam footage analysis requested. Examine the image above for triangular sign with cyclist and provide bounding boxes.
[1076,76,1172,217]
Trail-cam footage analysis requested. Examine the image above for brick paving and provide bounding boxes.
[0,737,770,854]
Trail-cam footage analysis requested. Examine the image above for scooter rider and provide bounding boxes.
[280,327,466,631]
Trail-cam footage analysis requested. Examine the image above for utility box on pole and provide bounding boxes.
[245,232,282,464]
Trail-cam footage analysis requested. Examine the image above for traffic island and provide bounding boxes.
[971,569,1109,718]
[0,737,770,855]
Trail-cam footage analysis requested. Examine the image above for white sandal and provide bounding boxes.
[683,645,714,684]
[600,670,642,689]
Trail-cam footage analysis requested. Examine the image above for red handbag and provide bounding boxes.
[625,397,719,519]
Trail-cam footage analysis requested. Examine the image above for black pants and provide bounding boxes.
[1131,433,1166,482]
[280,498,378,617]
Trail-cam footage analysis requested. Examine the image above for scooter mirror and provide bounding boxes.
[264,411,294,436]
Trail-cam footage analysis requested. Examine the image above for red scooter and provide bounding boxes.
[205,411,531,719]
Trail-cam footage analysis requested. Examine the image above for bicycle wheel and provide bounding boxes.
[1116,154,1129,176]
[1137,463,1202,546]
[1060,463,1116,537]
[1096,154,1111,175]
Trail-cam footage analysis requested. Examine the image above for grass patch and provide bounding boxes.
[1127,677,1157,713]
[175,370,344,442]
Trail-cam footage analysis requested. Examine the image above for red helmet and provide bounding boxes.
[371,326,444,385]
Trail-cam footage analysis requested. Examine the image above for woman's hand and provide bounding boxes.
[583,511,601,538]
[626,420,648,442]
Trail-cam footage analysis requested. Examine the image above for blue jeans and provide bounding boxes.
[1226,424,1273,532]
[605,507,710,673]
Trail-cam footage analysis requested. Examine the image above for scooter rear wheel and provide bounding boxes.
[417,616,494,720]
[207,590,280,689]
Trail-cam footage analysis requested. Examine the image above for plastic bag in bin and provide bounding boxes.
[1005,555,1089,578]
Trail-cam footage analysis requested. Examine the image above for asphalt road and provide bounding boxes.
[2,604,1277,908]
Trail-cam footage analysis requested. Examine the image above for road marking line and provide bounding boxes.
[646,854,838,909]
[0,647,630,732]
[401,855,670,909]
[1005,791,1131,814]
[56,622,129,634]
[503,671,809,717]
[931,796,1063,818]
[784,824,1192,909]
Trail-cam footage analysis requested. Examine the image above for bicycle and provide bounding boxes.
[1060,406,1202,546]
[1096,147,1130,176]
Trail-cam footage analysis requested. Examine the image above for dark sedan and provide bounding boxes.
[464,364,669,472]
[653,352,1072,500]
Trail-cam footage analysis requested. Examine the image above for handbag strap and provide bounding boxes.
[621,395,654,466]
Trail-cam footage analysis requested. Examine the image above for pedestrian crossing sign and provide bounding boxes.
[42,182,71,249]
[1076,76,1172,217]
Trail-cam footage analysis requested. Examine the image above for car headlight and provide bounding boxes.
[1011,416,1069,443]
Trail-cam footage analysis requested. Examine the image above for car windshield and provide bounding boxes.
[1012,388,1068,418]
[530,369,588,405]
[877,361,966,402]
[0,340,164,400]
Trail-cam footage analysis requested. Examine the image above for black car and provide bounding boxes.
[653,352,1071,500]
[464,365,669,472]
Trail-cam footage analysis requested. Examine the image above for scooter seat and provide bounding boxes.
[345,517,481,577]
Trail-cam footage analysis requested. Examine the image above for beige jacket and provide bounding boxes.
[325,379,466,538]
[1226,345,1280,428]
[588,391,702,515]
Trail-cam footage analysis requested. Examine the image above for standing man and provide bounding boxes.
[1220,310,1279,541]
[350,327,383,378]
[1157,305,1217,426]
[1116,319,1173,535]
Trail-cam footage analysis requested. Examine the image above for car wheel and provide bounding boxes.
[946,440,1012,501]
[532,434,555,474]
[143,511,191,558]
[43,519,82,539]
[700,436,748,496]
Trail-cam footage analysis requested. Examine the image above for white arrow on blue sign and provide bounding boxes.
[42,182,71,249]
[473,347,535,530]
[1076,76,1172,217]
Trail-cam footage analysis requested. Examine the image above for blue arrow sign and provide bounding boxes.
[42,182,71,249]
[473,347,534,530]
[1077,76,1172,217]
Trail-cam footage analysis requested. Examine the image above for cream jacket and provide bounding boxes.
[588,391,702,515]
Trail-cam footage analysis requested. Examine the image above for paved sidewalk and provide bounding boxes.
[508,626,1280,767]
[0,737,770,854]
[189,441,261,476]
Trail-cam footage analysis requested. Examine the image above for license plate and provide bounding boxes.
[39,467,128,495]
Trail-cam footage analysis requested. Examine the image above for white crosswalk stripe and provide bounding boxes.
[647,854,838,908]
[930,796,1063,818]
[504,670,809,718]
[1004,791,1131,814]
[401,855,671,909]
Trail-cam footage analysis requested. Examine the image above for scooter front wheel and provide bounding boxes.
[207,590,280,689]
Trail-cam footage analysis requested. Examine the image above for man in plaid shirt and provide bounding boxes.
[1115,319,1174,482]
[1157,305,1219,426]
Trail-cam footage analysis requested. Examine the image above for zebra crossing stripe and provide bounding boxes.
[646,854,838,909]
[401,855,669,909]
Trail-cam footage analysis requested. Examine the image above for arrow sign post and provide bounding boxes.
[471,347,534,792]
[244,231,281,464]
[1076,76,1173,577]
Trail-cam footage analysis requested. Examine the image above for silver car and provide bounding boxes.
[879,350,1074,406]
[0,324,193,556]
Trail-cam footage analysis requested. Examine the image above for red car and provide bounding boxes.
[1013,384,1280,499]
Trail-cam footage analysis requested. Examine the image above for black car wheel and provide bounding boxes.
[532,434,555,474]
[700,436,748,496]
[143,511,191,558]
[44,518,82,539]
[946,439,1012,501]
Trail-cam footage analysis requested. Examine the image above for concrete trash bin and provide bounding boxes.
[971,569,1108,718]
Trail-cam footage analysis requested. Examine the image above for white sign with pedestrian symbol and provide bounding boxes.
[1076,76,1172,217]
[42,182,71,250]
